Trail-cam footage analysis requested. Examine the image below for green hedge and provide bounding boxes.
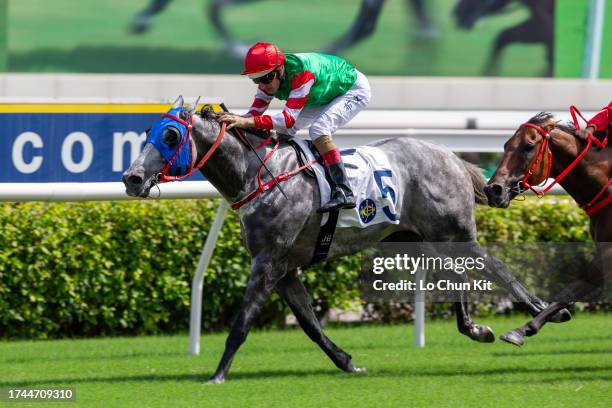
[0,197,591,339]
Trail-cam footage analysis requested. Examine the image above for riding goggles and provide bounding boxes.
[252,70,277,85]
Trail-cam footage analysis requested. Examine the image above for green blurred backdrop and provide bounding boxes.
[1,0,610,77]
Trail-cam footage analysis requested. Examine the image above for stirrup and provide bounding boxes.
[317,189,356,213]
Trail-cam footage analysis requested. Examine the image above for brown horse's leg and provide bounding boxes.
[501,252,607,347]
[462,241,571,322]
[276,271,363,373]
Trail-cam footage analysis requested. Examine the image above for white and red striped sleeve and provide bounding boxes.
[247,86,273,117]
[253,71,316,131]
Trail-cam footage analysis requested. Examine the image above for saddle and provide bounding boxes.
[286,136,401,229]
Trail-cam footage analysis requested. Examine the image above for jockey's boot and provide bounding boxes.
[318,161,356,213]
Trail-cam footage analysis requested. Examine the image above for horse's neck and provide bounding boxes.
[549,129,607,207]
[196,126,275,203]
[196,127,251,202]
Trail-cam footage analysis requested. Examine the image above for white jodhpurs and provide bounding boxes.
[280,70,371,140]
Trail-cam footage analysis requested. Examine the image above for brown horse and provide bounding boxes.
[484,112,611,346]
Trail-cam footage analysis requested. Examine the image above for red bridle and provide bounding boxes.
[158,113,227,183]
[518,106,610,217]
[519,122,553,195]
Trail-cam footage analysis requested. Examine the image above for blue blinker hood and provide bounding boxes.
[146,106,191,176]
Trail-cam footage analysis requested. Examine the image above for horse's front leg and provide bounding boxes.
[208,254,286,384]
[276,271,364,373]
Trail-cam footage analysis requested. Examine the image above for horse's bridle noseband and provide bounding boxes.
[518,122,552,195]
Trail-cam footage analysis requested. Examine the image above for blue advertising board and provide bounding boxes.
[0,103,222,182]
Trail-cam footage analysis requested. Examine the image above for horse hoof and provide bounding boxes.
[344,363,366,374]
[550,308,572,323]
[352,366,366,374]
[206,376,225,385]
[129,17,151,35]
[500,330,524,347]
[466,324,495,343]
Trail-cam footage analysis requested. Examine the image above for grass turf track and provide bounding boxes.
[0,314,610,407]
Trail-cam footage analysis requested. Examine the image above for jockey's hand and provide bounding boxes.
[577,125,596,141]
[217,113,255,130]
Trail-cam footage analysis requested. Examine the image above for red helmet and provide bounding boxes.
[242,42,286,78]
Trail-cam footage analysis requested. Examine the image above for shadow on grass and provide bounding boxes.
[2,364,610,387]
[492,373,612,384]
[492,349,612,357]
[1,350,183,364]
[9,46,243,74]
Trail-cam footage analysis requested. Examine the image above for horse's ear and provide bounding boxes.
[172,95,184,109]
[185,96,201,117]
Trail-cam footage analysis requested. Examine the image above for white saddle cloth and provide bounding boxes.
[292,138,401,228]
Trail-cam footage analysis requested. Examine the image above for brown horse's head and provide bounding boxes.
[484,112,557,207]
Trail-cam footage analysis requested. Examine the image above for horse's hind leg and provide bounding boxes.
[208,255,285,384]
[276,271,364,373]
[455,285,495,343]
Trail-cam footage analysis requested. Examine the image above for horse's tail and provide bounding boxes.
[461,160,488,205]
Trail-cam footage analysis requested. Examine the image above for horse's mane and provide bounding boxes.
[528,111,577,135]
[198,107,271,140]
[198,107,217,122]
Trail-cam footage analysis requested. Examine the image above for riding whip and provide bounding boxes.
[220,103,289,201]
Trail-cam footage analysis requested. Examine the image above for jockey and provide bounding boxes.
[577,101,611,144]
[217,42,371,213]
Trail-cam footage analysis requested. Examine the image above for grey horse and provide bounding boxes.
[122,96,569,383]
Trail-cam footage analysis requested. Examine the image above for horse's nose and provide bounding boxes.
[486,183,503,198]
[124,174,143,187]
[484,183,505,207]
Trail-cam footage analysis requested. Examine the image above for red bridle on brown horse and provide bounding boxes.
[519,106,610,217]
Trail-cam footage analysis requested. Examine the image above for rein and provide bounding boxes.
[231,136,317,211]
[156,108,303,207]
[518,106,610,217]
[158,113,226,183]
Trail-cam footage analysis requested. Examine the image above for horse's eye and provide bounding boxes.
[164,127,180,147]
[524,143,535,152]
